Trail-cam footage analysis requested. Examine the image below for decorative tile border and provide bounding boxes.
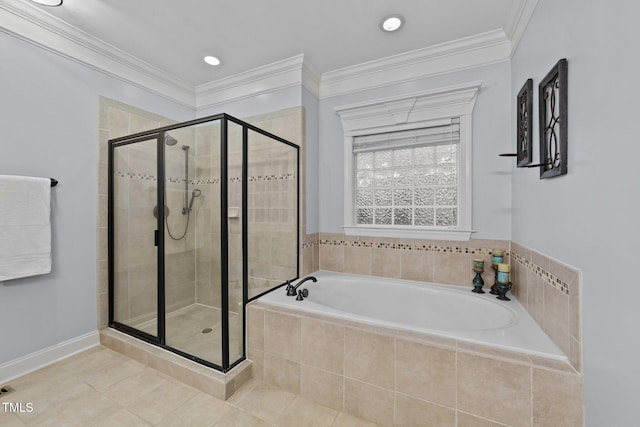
[248,173,296,182]
[194,178,220,185]
[318,238,503,255]
[115,171,295,185]
[302,241,319,249]
[114,171,157,181]
[511,252,570,296]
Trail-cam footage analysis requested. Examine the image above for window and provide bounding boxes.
[354,118,460,227]
[336,82,480,240]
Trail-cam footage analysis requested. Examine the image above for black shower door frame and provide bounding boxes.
[107,113,300,373]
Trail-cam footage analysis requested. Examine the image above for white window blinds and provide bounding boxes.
[352,117,460,154]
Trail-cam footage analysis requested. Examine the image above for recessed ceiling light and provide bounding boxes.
[30,0,63,6]
[380,14,404,32]
[203,56,221,66]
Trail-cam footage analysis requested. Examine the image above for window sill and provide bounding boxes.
[342,225,473,241]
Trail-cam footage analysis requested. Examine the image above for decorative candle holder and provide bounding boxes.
[496,264,511,301]
[489,250,504,295]
[490,264,499,295]
[471,259,485,293]
[496,282,512,301]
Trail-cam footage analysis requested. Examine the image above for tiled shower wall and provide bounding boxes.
[192,118,301,310]
[238,108,306,301]
[314,232,582,373]
[193,122,222,308]
[244,123,300,299]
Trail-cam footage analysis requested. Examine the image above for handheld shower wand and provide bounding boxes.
[187,189,202,212]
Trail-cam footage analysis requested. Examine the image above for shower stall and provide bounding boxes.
[108,114,299,372]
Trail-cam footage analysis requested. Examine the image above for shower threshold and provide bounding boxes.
[100,327,252,400]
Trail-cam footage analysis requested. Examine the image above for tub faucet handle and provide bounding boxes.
[296,288,309,301]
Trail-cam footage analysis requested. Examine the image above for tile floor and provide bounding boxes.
[0,346,381,426]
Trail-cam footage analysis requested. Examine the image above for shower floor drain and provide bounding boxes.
[0,385,15,396]
[201,328,213,334]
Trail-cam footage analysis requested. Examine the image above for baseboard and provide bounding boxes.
[0,331,100,384]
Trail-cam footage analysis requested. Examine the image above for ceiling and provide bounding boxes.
[24,0,525,88]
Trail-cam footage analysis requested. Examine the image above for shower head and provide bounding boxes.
[165,134,178,146]
[187,188,202,212]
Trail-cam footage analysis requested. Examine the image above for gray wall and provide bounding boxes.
[0,32,193,365]
[511,0,640,424]
[318,62,512,239]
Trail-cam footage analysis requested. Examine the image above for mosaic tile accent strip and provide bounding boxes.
[194,178,220,185]
[168,177,189,184]
[248,173,296,182]
[114,171,157,181]
[318,238,503,255]
[116,171,294,184]
[511,251,570,295]
[302,241,319,249]
[115,171,188,184]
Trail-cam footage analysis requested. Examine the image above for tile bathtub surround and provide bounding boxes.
[247,303,584,427]
[0,345,381,427]
[317,233,509,287]
[314,233,582,374]
[510,241,582,374]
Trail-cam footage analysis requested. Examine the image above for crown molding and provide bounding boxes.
[319,30,509,99]
[1,0,534,108]
[505,0,539,57]
[0,0,195,107]
[195,54,321,109]
[301,58,321,98]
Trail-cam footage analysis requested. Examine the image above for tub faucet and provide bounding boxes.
[286,276,317,297]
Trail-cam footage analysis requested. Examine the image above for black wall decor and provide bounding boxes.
[517,79,533,167]
[538,59,568,178]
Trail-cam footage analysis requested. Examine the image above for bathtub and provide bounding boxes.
[258,270,566,361]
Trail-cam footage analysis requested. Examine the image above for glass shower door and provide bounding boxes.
[110,136,159,340]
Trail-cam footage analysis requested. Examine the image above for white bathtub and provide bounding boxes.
[258,270,566,361]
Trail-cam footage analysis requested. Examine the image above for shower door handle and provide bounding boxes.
[154,230,159,247]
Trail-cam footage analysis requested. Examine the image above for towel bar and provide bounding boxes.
[50,178,58,187]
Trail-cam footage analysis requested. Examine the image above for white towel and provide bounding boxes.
[0,175,52,281]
